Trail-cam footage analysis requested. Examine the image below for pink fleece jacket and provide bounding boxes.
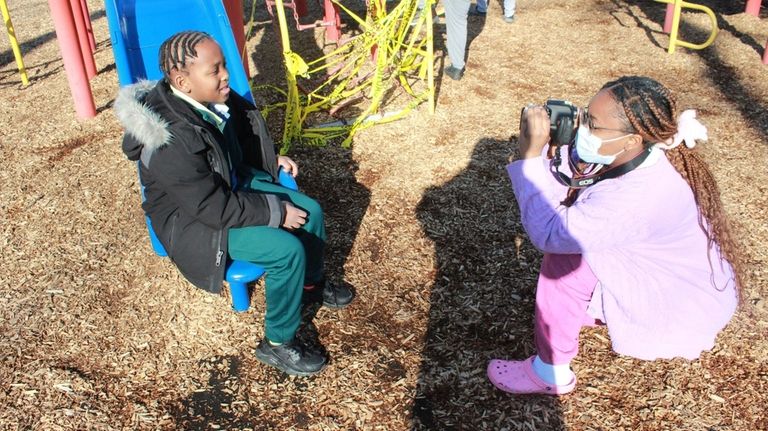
[507,148,737,360]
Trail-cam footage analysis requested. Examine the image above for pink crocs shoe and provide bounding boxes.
[487,356,576,395]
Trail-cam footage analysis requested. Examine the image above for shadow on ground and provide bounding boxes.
[165,141,370,430]
[619,0,768,143]
[413,137,566,430]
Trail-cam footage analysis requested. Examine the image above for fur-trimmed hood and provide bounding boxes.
[114,80,172,162]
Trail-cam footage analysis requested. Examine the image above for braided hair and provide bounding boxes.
[158,30,213,79]
[603,76,744,294]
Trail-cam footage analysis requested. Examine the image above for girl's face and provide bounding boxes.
[178,38,230,104]
[582,89,645,166]
[583,90,633,156]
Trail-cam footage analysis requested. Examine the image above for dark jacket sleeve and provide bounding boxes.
[228,93,279,178]
[148,135,285,229]
[122,134,143,161]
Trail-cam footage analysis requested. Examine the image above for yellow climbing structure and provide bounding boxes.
[248,0,435,152]
[1,0,29,85]
[656,0,719,54]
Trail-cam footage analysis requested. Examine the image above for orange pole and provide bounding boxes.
[48,0,96,118]
[663,3,674,33]
[79,0,96,52]
[222,0,251,77]
[745,0,761,16]
[323,0,341,42]
[68,0,96,79]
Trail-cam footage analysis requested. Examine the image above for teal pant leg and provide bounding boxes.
[227,174,327,342]
[228,226,305,343]
[242,176,326,284]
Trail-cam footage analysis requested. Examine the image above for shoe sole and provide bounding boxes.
[255,350,327,377]
[303,294,353,310]
[322,298,353,309]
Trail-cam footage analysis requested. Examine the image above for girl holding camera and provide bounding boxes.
[489,76,743,395]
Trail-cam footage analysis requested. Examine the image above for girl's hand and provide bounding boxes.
[277,155,299,177]
[518,105,551,159]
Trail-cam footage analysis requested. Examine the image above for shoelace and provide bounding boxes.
[281,341,303,362]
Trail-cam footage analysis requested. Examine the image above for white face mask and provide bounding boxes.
[575,125,631,165]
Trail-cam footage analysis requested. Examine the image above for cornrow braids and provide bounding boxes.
[604,76,745,295]
[158,30,213,79]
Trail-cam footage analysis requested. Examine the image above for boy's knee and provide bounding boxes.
[299,197,324,227]
[272,235,306,268]
[305,197,323,218]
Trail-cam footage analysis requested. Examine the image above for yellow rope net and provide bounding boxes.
[246,0,435,152]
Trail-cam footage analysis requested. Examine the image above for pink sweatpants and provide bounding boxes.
[534,253,601,365]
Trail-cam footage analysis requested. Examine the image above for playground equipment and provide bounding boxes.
[50,0,434,137]
[264,0,342,42]
[744,0,768,64]
[258,0,436,151]
[139,164,299,312]
[47,0,98,118]
[1,0,29,85]
[657,0,718,54]
[659,0,766,63]
[104,0,255,102]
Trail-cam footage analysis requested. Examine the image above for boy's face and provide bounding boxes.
[173,38,230,104]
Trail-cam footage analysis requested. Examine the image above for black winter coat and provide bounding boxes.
[115,80,285,292]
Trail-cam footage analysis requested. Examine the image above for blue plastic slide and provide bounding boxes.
[104,0,253,103]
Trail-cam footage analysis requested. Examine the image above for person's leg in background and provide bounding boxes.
[487,253,598,395]
[443,0,471,80]
[473,0,488,14]
[503,0,516,22]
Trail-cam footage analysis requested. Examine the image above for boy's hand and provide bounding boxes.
[277,156,299,177]
[282,202,307,230]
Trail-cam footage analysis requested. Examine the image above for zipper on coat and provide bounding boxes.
[199,127,228,275]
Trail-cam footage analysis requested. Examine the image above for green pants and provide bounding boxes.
[228,172,326,343]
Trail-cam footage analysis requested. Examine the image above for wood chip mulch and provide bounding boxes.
[1,0,766,429]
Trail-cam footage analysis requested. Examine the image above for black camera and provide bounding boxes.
[544,99,579,147]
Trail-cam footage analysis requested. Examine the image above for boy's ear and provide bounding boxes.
[170,69,191,93]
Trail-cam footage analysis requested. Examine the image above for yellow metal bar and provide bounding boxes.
[251,0,436,150]
[1,0,29,86]
[655,0,718,54]
[425,0,434,113]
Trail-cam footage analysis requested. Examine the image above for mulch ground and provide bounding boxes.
[1,0,767,429]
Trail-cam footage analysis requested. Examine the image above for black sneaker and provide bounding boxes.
[304,280,355,309]
[468,6,487,16]
[444,65,464,81]
[255,339,327,376]
[320,280,354,309]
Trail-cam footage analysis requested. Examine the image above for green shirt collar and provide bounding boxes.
[170,85,230,132]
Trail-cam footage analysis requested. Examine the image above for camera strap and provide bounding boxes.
[551,146,653,188]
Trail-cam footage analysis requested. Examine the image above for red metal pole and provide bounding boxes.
[745,0,761,16]
[663,3,674,33]
[323,0,341,42]
[47,0,96,118]
[79,0,96,52]
[294,0,308,17]
[68,0,96,79]
[222,0,251,77]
